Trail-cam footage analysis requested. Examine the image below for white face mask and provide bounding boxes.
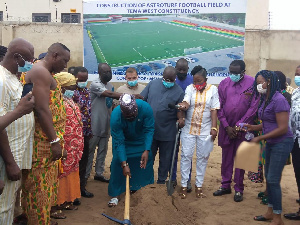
[257,82,267,94]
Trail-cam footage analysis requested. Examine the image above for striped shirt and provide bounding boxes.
[0,65,34,170]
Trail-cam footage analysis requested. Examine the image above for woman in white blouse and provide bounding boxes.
[178,65,220,199]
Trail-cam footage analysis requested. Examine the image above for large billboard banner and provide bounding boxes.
[83,0,247,83]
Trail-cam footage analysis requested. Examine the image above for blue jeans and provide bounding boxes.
[265,137,293,214]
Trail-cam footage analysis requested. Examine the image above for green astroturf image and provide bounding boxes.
[87,21,244,67]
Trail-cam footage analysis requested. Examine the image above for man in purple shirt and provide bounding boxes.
[171,58,193,191]
[213,60,259,202]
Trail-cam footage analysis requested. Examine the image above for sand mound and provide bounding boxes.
[104,184,199,225]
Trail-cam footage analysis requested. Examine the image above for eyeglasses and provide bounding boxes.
[162,78,175,82]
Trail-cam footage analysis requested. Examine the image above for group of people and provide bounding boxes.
[0,36,299,225]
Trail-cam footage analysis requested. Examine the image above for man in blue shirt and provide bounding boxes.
[141,66,184,184]
[175,58,193,90]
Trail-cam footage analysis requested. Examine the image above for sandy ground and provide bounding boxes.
[60,139,299,225]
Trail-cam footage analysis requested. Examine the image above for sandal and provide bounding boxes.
[253,215,272,221]
[108,197,119,207]
[195,187,206,198]
[50,221,58,225]
[260,196,268,205]
[179,187,187,199]
[50,210,66,219]
[64,203,78,210]
[257,191,265,199]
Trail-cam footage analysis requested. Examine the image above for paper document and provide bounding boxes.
[203,135,214,158]
[235,141,260,172]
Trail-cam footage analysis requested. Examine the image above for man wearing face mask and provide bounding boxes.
[214,60,259,202]
[141,66,184,184]
[71,66,94,200]
[113,67,146,108]
[175,58,193,90]
[0,38,35,224]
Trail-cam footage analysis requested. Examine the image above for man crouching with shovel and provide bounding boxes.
[108,94,155,207]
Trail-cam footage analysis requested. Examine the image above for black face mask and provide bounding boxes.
[102,73,112,83]
[177,72,187,81]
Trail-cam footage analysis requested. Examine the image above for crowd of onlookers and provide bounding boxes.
[0,37,299,225]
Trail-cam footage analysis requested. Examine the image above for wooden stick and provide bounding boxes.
[124,174,130,221]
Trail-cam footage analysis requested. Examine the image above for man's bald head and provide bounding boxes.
[1,38,34,74]
[176,58,188,68]
[44,42,70,73]
[163,66,177,82]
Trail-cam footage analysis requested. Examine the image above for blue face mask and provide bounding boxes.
[77,81,88,88]
[295,76,300,86]
[127,79,138,87]
[64,90,74,98]
[18,60,33,73]
[162,80,175,88]
[229,73,241,83]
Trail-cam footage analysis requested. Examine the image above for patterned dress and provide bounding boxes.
[57,97,83,204]
[21,76,66,225]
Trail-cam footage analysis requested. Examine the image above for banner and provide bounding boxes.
[83,0,247,83]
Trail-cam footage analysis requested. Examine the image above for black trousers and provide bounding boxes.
[292,139,300,197]
[79,136,90,191]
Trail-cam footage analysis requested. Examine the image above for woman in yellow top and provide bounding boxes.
[178,65,220,199]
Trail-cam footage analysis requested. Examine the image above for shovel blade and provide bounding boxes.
[166,180,175,196]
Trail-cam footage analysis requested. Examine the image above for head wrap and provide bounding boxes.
[119,94,138,118]
[55,72,77,87]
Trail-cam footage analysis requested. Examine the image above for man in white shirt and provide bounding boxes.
[0,38,35,224]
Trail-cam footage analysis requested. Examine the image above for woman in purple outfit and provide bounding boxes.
[246,70,293,225]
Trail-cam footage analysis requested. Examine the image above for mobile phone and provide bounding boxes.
[21,83,33,98]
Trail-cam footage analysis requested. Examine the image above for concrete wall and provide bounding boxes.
[0,0,82,22]
[0,23,83,67]
[244,30,300,85]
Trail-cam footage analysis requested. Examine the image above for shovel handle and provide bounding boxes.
[124,175,130,221]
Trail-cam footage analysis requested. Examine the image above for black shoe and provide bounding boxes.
[284,211,300,220]
[81,189,94,198]
[94,176,110,183]
[297,199,300,204]
[234,192,243,202]
[213,187,232,196]
[73,198,81,206]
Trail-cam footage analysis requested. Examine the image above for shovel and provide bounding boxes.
[102,175,132,225]
[166,123,181,196]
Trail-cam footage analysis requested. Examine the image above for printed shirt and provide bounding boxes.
[73,87,92,137]
[291,88,300,145]
[0,65,35,169]
[182,84,220,136]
